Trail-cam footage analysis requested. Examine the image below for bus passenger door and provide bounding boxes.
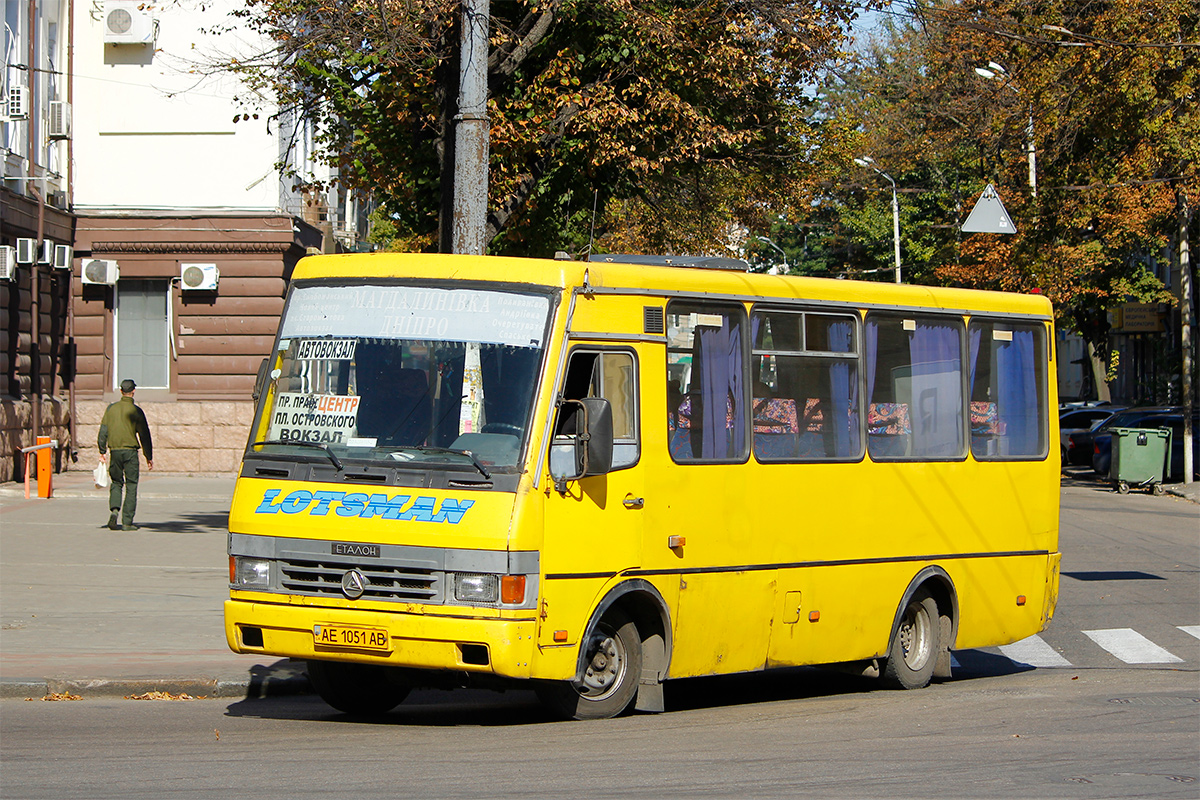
[540,347,644,645]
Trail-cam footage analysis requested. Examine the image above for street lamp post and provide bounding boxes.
[756,236,787,275]
[854,157,902,284]
[975,62,1037,199]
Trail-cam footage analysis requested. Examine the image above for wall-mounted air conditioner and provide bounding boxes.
[104,2,156,45]
[180,262,219,291]
[7,86,29,119]
[39,240,54,264]
[0,246,16,280]
[53,245,73,270]
[82,259,120,285]
[16,238,36,264]
[47,101,71,139]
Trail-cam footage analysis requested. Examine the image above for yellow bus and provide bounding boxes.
[225,252,1060,719]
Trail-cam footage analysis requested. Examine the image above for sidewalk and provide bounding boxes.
[0,468,309,700]
[1,468,1196,702]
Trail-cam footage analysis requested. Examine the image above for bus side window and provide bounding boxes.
[553,350,640,471]
[866,314,964,460]
[666,303,748,462]
[750,308,861,461]
[968,321,1047,459]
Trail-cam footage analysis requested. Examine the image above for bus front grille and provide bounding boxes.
[278,558,440,602]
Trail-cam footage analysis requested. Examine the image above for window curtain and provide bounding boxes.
[694,316,744,458]
[908,322,963,457]
[997,330,1039,455]
[828,320,859,457]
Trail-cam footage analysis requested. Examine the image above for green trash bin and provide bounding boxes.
[1110,427,1171,495]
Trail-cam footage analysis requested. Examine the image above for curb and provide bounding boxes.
[1,674,311,700]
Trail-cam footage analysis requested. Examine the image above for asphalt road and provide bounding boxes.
[2,481,1197,799]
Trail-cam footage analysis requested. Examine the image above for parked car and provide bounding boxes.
[1067,406,1175,470]
[1091,409,1199,482]
[1059,406,1124,465]
[1066,406,1164,467]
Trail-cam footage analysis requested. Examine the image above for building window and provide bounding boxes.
[115,279,170,389]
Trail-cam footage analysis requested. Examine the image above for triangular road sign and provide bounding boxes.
[962,184,1017,234]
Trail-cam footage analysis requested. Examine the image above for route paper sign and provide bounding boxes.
[962,184,1017,234]
[294,338,357,360]
[268,393,361,444]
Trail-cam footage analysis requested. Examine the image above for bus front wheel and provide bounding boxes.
[307,659,410,716]
[882,590,939,690]
[537,611,642,720]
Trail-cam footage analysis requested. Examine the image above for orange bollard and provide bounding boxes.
[36,436,53,498]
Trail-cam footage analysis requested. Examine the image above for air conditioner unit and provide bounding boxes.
[104,2,156,45]
[39,240,54,264]
[82,258,119,285]
[53,244,73,270]
[180,262,219,291]
[7,86,28,119]
[47,101,71,139]
[0,246,16,280]
[16,238,36,264]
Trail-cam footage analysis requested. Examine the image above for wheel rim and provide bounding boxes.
[898,601,933,670]
[577,623,627,701]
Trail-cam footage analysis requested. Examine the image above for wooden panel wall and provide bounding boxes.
[72,250,292,399]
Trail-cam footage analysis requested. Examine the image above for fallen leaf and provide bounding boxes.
[125,691,203,701]
[41,692,82,701]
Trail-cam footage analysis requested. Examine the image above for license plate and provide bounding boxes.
[312,624,391,652]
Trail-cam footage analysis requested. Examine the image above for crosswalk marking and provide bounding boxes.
[999,634,1073,667]
[1179,625,1200,641]
[1082,628,1184,664]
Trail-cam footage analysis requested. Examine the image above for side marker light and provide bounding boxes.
[1016,595,1027,606]
[553,630,568,642]
[809,611,820,622]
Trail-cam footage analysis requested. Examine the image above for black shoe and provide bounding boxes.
[107,513,120,530]
[122,524,139,531]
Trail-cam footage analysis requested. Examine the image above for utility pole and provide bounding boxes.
[1180,189,1194,484]
[452,0,490,257]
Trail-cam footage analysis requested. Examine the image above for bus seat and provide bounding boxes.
[753,398,799,460]
[970,401,1006,455]
[867,402,910,458]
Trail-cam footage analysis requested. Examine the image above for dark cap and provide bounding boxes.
[120,379,137,393]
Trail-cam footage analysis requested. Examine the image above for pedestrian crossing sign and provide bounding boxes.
[962,184,1017,234]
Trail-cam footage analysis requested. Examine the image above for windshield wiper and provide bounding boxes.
[405,446,491,479]
[251,440,344,472]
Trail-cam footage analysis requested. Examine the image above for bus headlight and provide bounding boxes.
[233,557,270,587]
[454,573,499,603]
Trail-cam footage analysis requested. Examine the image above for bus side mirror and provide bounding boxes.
[550,397,614,491]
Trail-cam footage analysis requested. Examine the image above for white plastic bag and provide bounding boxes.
[94,462,111,489]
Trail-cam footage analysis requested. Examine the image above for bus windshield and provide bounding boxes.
[252,283,552,470]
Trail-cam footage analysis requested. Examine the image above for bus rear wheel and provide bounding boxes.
[882,590,939,690]
[537,611,642,720]
[307,659,410,716]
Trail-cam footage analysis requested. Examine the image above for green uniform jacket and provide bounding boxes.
[98,397,153,460]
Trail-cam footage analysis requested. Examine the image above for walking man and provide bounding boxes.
[98,379,154,531]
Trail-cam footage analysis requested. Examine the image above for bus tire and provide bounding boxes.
[306,659,410,716]
[537,611,642,720]
[882,590,939,690]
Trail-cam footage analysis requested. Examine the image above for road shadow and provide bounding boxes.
[224,663,1003,727]
[1060,466,1115,493]
[137,511,230,534]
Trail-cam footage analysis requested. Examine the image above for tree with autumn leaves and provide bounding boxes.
[220,0,859,256]
[219,0,1195,399]
[797,0,1197,393]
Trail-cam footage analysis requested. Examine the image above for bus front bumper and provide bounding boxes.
[225,598,538,679]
